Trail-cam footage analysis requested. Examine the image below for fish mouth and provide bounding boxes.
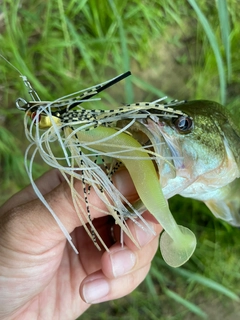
[117,117,191,199]
[142,117,187,174]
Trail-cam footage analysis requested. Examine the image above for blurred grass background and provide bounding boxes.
[0,0,240,319]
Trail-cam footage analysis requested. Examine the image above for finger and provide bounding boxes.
[0,168,138,253]
[112,168,138,203]
[79,216,162,302]
[80,265,151,304]
[112,211,163,250]
[101,237,159,279]
[102,213,162,278]
[0,169,65,214]
[1,166,138,215]
[101,218,162,279]
[73,216,117,275]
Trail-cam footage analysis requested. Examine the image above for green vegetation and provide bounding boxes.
[0,0,240,318]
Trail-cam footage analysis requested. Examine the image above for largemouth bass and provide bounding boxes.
[133,100,240,226]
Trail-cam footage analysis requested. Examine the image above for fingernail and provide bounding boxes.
[82,278,110,303]
[110,248,136,277]
[135,222,155,247]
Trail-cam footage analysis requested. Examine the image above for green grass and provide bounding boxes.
[1,0,240,319]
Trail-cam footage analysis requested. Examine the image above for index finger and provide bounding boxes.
[0,168,138,253]
[0,169,65,214]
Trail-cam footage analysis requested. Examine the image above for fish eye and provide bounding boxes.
[172,115,193,133]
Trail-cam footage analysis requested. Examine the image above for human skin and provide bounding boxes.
[0,169,162,320]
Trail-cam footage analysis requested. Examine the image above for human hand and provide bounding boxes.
[0,169,162,320]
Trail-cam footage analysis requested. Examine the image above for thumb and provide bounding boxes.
[0,168,137,254]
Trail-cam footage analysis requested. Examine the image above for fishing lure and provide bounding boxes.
[1,55,197,267]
